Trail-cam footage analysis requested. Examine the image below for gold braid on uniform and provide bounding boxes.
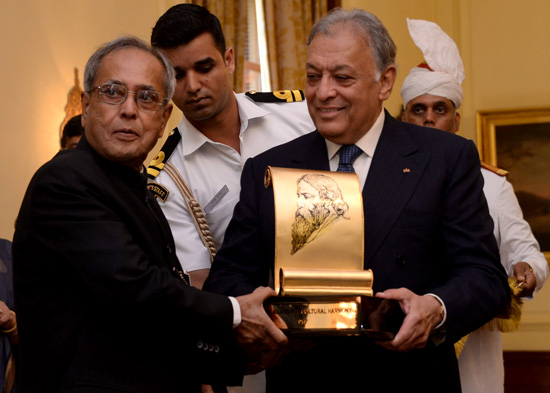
[187,197,217,260]
[455,277,523,358]
[164,162,217,262]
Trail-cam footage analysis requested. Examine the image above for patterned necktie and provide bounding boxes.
[337,144,363,173]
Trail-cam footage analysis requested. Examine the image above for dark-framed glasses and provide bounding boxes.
[91,83,166,111]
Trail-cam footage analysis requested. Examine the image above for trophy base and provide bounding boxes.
[265,295,404,340]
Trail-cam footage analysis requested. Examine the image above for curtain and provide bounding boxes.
[191,0,247,92]
[263,0,327,91]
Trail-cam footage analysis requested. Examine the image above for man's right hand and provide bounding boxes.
[235,287,288,369]
[0,300,17,345]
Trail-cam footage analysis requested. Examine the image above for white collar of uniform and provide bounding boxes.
[177,115,205,157]
[178,92,271,157]
[236,91,271,125]
[235,92,272,138]
[325,108,385,160]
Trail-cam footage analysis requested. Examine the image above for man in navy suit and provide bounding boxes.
[204,8,509,392]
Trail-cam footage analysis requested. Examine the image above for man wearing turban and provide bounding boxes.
[400,18,548,393]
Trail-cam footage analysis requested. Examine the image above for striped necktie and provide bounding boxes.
[337,144,362,173]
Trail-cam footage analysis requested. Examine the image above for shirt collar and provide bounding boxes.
[326,108,385,160]
[236,92,270,122]
[177,115,206,156]
[179,92,271,156]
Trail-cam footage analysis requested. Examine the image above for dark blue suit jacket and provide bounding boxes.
[205,112,509,392]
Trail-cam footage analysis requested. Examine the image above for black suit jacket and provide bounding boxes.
[13,137,240,393]
[204,112,509,392]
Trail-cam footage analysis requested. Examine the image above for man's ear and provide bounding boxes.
[378,65,397,102]
[158,102,173,139]
[224,47,235,75]
[454,111,461,133]
[81,91,90,125]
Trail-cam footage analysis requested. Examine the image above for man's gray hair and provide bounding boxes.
[84,36,175,101]
[307,8,396,80]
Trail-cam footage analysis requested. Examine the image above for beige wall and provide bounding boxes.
[1,0,549,349]
[0,0,181,241]
[344,0,550,350]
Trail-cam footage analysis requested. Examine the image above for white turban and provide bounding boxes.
[400,18,465,110]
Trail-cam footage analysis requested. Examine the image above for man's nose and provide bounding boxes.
[186,72,201,94]
[315,76,337,101]
[119,92,139,118]
[423,109,435,124]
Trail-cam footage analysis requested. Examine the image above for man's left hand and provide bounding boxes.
[375,288,442,351]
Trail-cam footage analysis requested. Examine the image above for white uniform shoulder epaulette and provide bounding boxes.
[147,127,181,179]
[146,127,181,202]
[481,161,509,177]
[245,89,305,103]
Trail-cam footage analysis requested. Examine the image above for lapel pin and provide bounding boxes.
[403,168,411,173]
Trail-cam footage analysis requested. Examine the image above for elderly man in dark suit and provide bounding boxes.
[12,36,286,393]
[204,8,509,393]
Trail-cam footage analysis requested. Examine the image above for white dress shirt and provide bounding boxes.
[325,107,385,189]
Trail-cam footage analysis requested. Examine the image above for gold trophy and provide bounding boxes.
[264,167,404,338]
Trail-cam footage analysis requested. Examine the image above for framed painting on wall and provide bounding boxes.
[477,106,550,262]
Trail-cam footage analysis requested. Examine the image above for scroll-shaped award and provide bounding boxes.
[264,167,404,338]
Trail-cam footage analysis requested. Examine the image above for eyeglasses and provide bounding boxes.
[91,83,167,111]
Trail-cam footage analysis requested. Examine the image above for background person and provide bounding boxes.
[147,3,314,290]
[0,238,16,393]
[400,18,549,393]
[60,114,84,150]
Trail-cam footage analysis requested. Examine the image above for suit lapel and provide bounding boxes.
[282,126,428,268]
[289,131,331,171]
[362,114,431,267]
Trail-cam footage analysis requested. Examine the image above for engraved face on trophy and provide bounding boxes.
[291,173,350,255]
[265,166,402,337]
